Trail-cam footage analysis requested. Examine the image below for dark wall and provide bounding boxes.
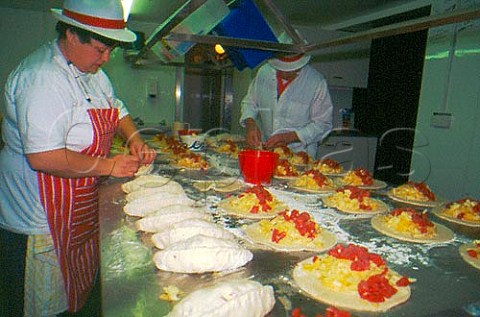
[183,68,223,132]
[354,29,428,185]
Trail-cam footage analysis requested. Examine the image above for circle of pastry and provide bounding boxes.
[193,178,244,193]
[174,152,209,170]
[459,240,480,270]
[273,145,293,159]
[288,151,311,166]
[292,244,412,312]
[371,207,454,243]
[388,181,439,207]
[338,168,374,187]
[214,140,240,158]
[311,158,344,175]
[242,209,337,252]
[162,138,189,155]
[149,134,176,150]
[274,159,300,178]
[217,185,288,219]
[166,279,275,317]
[323,186,389,215]
[290,169,336,193]
[432,198,480,227]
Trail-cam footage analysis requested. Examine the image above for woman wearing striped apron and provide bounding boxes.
[0,0,156,315]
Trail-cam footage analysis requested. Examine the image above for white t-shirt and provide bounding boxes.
[0,40,129,234]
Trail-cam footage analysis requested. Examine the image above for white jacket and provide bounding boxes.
[239,63,333,158]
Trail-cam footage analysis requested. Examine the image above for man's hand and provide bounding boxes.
[245,118,262,148]
[264,131,299,150]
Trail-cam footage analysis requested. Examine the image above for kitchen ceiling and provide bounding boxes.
[0,0,432,30]
[3,0,478,66]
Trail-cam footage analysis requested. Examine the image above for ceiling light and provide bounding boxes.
[121,0,133,21]
[215,44,225,55]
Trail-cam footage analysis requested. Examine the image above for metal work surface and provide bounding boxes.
[99,160,480,317]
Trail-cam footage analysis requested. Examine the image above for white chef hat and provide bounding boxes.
[51,0,136,43]
[268,31,311,72]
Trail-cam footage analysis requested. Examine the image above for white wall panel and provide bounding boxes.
[411,0,480,200]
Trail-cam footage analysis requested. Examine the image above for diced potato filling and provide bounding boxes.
[257,216,323,248]
[441,199,480,222]
[383,212,436,237]
[326,191,382,211]
[391,185,430,201]
[342,172,365,186]
[302,256,402,292]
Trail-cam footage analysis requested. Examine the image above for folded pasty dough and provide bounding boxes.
[135,208,211,233]
[134,163,154,176]
[151,218,234,249]
[124,194,195,217]
[166,279,275,317]
[121,175,177,193]
[125,184,185,202]
[153,235,253,273]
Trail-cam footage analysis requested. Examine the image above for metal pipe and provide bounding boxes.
[260,0,302,44]
[165,33,302,53]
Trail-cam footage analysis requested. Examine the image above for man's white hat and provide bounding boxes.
[268,31,311,72]
[268,54,311,72]
[51,0,137,43]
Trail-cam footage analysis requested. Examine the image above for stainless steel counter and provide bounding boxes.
[99,161,480,317]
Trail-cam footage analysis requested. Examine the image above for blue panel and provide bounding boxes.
[213,0,278,70]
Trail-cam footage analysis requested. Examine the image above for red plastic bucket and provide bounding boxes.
[178,128,202,136]
[238,149,279,185]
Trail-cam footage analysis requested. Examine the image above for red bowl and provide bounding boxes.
[178,129,202,136]
[238,149,279,185]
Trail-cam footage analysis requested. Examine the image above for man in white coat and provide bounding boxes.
[240,39,333,159]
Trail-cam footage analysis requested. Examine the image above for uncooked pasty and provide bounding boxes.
[134,163,154,176]
[121,175,178,193]
[135,208,211,233]
[123,194,195,217]
[151,218,234,249]
[125,184,185,202]
[166,279,275,317]
[153,235,253,273]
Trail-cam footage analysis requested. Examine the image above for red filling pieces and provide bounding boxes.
[328,244,410,303]
[390,207,434,233]
[338,186,372,210]
[239,185,273,213]
[305,169,329,187]
[408,181,436,201]
[353,168,374,185]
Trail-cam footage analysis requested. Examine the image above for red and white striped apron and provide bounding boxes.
[37,108,119,312]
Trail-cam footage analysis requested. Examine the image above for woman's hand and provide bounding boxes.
[109,155,140,178]
[117,115,157,165]
[128,141,157,165]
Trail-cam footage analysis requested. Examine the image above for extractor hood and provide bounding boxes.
[125,0,303,69]
[125,0,480,70]
[148,0,229,64]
